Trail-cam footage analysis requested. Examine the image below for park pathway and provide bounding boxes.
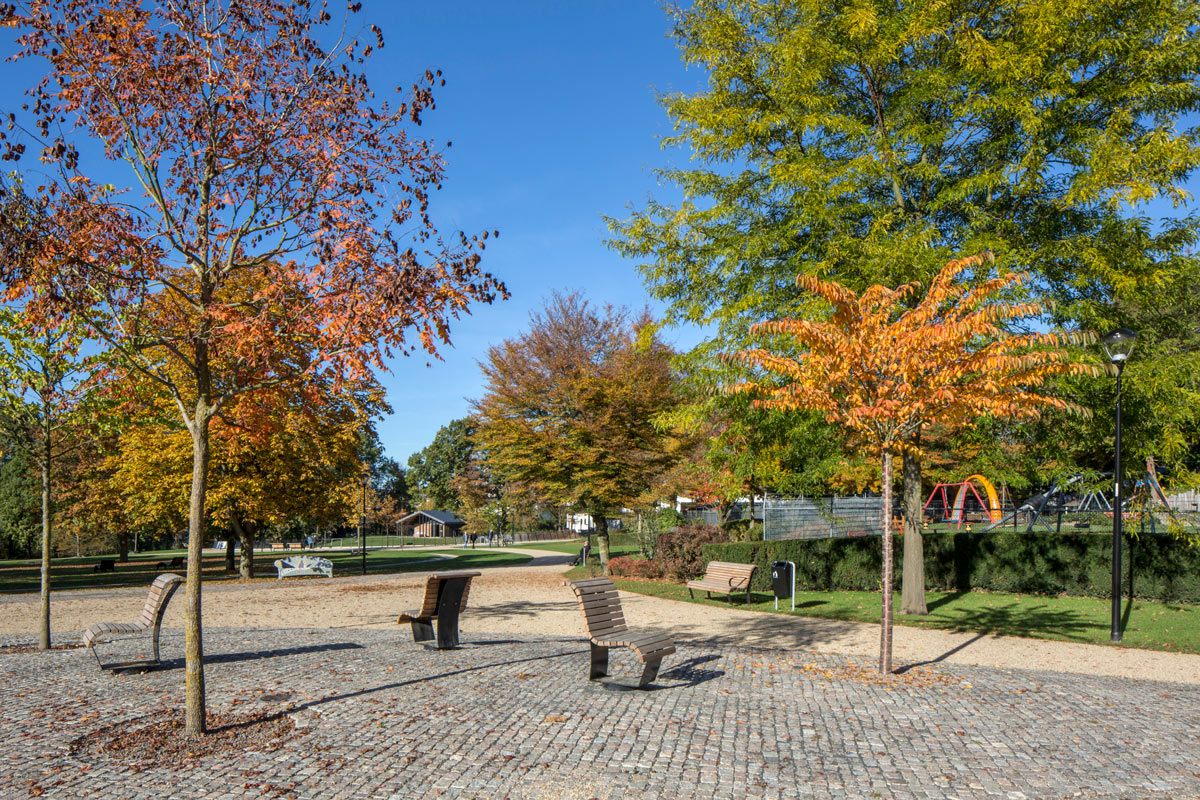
[2,625,1198,799]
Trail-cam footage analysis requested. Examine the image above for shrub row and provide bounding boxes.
[697,531,1200,604]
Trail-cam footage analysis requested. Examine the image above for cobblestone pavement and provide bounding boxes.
[2,627,1197,800]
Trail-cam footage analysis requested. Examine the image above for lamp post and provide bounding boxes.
[1101,327,1137,643]
[360,475,368,576]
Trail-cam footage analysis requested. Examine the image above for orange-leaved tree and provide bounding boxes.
[0,1,504,736]
[730,252,1102,674]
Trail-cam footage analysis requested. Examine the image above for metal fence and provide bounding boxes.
[684,502,758,527]
[763,495,888,541]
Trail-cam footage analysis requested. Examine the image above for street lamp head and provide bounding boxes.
[1101,328,1137,363]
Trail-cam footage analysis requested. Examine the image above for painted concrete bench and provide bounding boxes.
[274,555,333,579]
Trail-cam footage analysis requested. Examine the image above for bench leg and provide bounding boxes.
[410,619,435,643]
[433,577,470,650]
[638,657,663,688]
[151,623,162,662]
[589,643,609,680]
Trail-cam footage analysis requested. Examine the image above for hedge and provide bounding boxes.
[698,532,1200,604]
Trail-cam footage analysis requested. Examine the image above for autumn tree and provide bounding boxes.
[0,1,504,736]
[0,310,98,649]
[608,0,1200,490]
[407,418,476,511]
[732,252,1102,673]
[112,365,375,578]
[474,293,680,570]
[448,450,501,536]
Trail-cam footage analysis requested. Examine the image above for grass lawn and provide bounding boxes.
[604,578,1200,655]
[0,547,531,594]
[507,539,642,560]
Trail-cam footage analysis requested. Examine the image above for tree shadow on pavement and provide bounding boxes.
[893,632,987,674]
[157,641,363,670]
[659,654,725,687]
[934,603,1096,642]
[467,599,578,620]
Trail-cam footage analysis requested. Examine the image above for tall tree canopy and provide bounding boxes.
[609,0,1200,484]
[0,0,505,736]
[407,418,476,512]
[473,292,680,569]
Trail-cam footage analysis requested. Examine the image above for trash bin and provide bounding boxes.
[771,560,795,610]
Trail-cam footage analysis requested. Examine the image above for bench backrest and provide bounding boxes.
[416,571,481,617]
[569,577,627,639]
[138,573,184,629]
[703,561,757,587]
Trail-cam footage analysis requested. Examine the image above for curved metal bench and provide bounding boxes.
[81,573,183,673]
[569,577,675,689]
[398,571,481,650]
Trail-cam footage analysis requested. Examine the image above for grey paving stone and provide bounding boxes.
[0,627,1197,799]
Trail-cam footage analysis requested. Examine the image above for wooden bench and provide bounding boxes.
[155,555,185,569]
[287,542,304,551]
[81,573,184,673]
[569,577,675,689]
[270,542,286,551]
[397,571,481,650]
[93,558,115,573]
[686,561,757,604]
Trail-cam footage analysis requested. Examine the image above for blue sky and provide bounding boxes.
[358,1,707,465]
[2,2,1196,469]
[1,1,706,465]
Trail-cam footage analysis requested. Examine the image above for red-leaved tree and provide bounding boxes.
[0,0,504,735]
[731,252,1101,674]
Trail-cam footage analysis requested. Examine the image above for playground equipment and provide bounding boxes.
[983,460,1190,534]
[923,474,1003,528]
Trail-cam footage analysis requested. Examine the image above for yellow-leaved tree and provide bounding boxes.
[731,252,1104,674]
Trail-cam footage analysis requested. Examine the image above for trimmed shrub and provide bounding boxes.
[655,521,729,581]
[699,532,1200,603]
[607,556,664,580]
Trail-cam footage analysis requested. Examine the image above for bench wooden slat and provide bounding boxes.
[397,571,482,650]
[569,577,675,687]
[588,622,629,638]
[81,573,184,669]
[686,561,757,603]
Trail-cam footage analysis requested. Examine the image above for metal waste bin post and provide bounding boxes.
[771,560,795,611]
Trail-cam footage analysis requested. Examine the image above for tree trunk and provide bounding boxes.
[900,445,927,615]
[231,515,254,580]
[224,535,236,572]
[594,511,610,574]
[184,411,212,737]
[879,451,894,674]
[38,419,51,651]
[119,530,129,563]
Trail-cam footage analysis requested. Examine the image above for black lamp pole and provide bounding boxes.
[1111,360,1124,643]
[360,479,368,576]
[1101,328,1137,644]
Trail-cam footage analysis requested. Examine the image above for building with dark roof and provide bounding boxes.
[400,510,466,538]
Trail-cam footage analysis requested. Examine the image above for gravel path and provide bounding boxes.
[3,547,1198,684]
